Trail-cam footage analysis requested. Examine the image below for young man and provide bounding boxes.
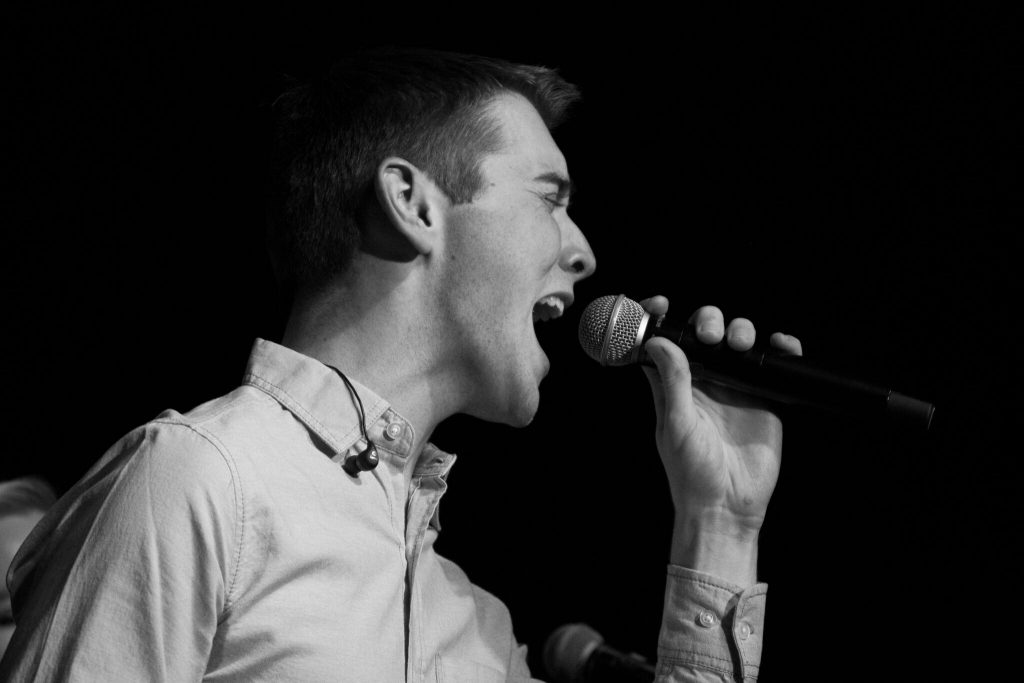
[1,48,799,681]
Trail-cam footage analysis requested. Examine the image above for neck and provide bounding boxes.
[281,258,460,477]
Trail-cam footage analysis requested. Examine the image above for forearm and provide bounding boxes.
[670,509,760,588]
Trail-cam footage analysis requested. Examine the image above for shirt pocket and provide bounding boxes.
[435,655,508,683]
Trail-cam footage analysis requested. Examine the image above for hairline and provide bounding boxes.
[447,90,565,206]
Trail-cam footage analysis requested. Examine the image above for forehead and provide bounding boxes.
[479,92,568,181]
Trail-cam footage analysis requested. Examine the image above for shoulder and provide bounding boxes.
[156,384,275,445]
[42,412,247,543]
[7,402,253,619]
[44,390,269,538]
[159,384,322,464]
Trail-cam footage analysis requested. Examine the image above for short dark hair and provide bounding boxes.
[0,476,57,518]
[266,47,581,294]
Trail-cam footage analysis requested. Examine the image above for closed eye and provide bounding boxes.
[543,194,570,211]
[533,171,574,210]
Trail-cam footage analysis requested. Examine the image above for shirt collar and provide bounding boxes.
[241,339,455,477]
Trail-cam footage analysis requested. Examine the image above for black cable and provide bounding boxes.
[326,363,380,476]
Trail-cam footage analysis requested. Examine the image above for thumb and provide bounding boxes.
[643,336,696,431]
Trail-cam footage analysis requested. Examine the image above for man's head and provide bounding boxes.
[267,47,583,296]
[428,91,595,425]
[270,48,596,427]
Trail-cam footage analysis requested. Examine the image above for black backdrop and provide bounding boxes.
[3,7,1020,681]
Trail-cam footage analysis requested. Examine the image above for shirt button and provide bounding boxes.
[384,422,403,440]
[737,622,751,641]
[697,610,717,628]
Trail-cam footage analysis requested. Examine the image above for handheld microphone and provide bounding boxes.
[543,623,655,683]
[578,294,935,431]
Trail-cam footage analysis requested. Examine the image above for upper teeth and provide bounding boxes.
[534,296,565,322]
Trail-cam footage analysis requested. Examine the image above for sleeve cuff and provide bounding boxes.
[656,565,767,681]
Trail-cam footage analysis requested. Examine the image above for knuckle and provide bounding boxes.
[700,305,724,321]
[692,305,725,337]
[770,332,804,356]
[640,294,669,314]
[727,317,754,340]
[727,321,755,347]
[728,317,755,336]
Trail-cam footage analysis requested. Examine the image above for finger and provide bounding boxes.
[639,296,672,419]
[638,296,671,421]
[643,336,696,432]
[637,295,669,316]
[687,305,725,344]
[725,317,756,351]
[769,332,803,356]
[641,364,666,428]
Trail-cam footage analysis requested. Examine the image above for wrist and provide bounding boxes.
[670,509,761,588]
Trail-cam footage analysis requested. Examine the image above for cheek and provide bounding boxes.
[443,204,559,325]
[504,207,562,280]
[538,213,564,269]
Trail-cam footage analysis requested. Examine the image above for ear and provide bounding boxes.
[373,157,445,256]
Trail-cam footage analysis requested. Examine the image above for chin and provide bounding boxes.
[468,352,545,426]
[476,385,540,428]
[506,401,538,428]
[514,382,546,426]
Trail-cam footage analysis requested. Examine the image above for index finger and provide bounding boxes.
[638,295,669,316]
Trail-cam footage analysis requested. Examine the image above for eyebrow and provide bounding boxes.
[533,171,575,201]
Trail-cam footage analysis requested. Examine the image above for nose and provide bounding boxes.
[559,215,596,280]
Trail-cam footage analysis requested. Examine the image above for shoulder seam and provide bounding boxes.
[149,420,246,617]
[164,387,268,429]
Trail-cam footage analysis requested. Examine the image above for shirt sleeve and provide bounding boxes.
[655,565,767,683]
[507,642,540,682]
[0,420,241,682]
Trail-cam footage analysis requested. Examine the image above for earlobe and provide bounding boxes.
[375,157,441,256]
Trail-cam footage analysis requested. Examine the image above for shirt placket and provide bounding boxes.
[404,459,452,683]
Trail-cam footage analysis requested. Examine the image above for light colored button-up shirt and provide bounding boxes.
[1,340,766,681]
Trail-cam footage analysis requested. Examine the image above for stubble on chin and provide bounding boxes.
[507,382,541,428]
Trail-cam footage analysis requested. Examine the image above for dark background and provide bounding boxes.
[3,6,1020,681]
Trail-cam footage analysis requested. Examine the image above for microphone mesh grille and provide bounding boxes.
[578,295,646,366]
[605,296,645,365]
[578,296,616,362]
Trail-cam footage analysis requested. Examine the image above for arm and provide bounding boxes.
[0,421,239,681]
[640,298,801,682]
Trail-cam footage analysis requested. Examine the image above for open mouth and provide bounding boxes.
[532,295,566,323]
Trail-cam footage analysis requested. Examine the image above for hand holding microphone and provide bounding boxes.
[579,294,934,430]
[577,294,934,586]
[617,296,791,585]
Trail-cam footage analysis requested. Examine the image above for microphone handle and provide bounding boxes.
[642,317,934,431]
[584,646,655,682]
